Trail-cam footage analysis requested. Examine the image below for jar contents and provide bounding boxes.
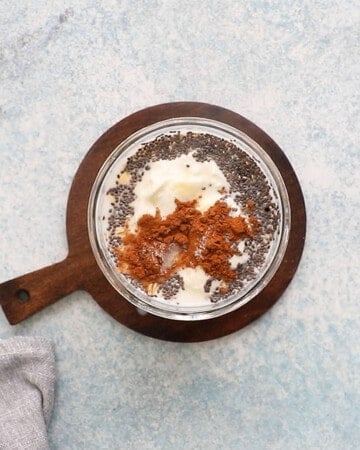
[103,132,280,306]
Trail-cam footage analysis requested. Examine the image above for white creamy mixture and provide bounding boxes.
[176,267,221,305]
[128,152,230,232]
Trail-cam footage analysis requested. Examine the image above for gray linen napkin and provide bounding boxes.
[0,336,55,450]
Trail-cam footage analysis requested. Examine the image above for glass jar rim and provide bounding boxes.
[88,117,291,321]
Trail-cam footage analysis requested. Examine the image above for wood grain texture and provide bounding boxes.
[0,102,306,341]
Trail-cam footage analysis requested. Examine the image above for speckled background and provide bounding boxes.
[0,1,359,449]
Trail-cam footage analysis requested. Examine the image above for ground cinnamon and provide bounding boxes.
[116,199,256,289]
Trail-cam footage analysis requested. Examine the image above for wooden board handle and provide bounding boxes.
[0,255,84,324]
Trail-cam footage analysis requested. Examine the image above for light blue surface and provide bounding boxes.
[0,1,359,449]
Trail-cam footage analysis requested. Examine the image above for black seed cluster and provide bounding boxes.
[159,275,184,300]
[204,278,213,294]
[106,132,280,303]
[106,182,136,261]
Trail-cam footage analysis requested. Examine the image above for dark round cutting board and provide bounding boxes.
[0,102,306,342]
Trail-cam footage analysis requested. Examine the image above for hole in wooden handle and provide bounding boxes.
[16,289,30,303]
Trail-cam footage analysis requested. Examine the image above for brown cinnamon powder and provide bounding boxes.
[116,199,257,289]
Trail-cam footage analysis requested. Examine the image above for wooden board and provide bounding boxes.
[0,102,306,342]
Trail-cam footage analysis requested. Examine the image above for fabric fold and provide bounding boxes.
[0,336,55,450]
